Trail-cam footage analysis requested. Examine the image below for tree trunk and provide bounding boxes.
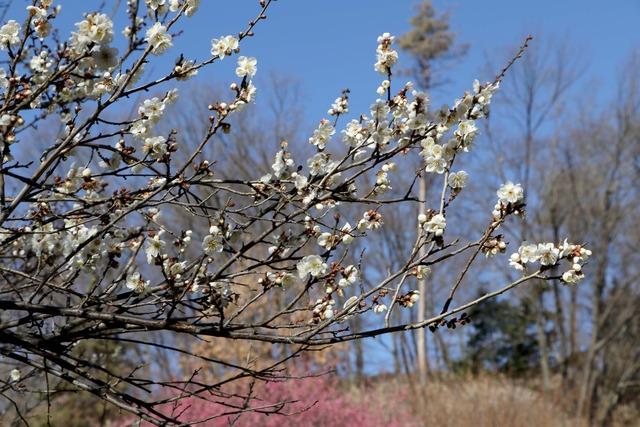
[415,175,429,382]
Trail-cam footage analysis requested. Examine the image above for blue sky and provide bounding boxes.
[165,0,639,123]
[14,0,637,128]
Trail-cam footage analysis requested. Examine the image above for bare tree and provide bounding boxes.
[480,34,585,390]
[398,0,467,381]
[485,38,640,424]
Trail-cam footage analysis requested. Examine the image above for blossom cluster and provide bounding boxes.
[374,32,398,75]
[145,0,200,16]
[328,91,349,116]
[419,213,446,237]
[417,81,497,176]
[509,240,592,284]
[211,35,239,58]
[0,9,591,332]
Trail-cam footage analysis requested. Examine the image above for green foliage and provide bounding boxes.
[460,291,539,377]
[398,0,468,88]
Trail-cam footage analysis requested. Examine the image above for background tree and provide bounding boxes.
[462,289,538,377]
[398,1,468,90]
[465,38,640,425]
[398,0,468,381]
[475,34,584,390]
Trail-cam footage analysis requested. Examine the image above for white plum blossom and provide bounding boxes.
[374,32,398,74]
[164,258,187,279]
[497,181,524,205]
[509,253,524,270]
[138,97,166,123]
[510,243,540,270]
[376,79,390,96]
[307,152,330,176]
[341,223,354,244]
[146,22,172,55]
[203,225,224,255]
[0,114,12,126]
[266,271,296,287]
[405,290,420,308]
[454,120,478,149]
[202,235,223,254]
[373,304,388,314]
[126,271,149,294]
[313,298,335,320]
[357,210,384,231]
[235,81,257,110]
[10,368,20,382]
[328,94,349,116]
[235,56,257,78]
[174,59,198,80]
[169,0,200,16]
[166,0,195,14]
[452,92,473,120]
[0,20,21,48]
[183,0,201,16]
[145,232,166,264]
[424,213,446,237]
[271,149,294,179]
[338,265,359,288]
[0,68,8,90]
[309,119,335,150]
[407,110,429,131]
[207,281,233,309]
[293,172,308,190]
[421,139,449,174]
[211,35,239,59]
[373,169,391,194]
[142,136,168,161]
[562,269,583,284]
[130,121,150,140]
[146,0,166,11]
[536,242,560,266]
[297,254,328,279]
[472,79,500,117]
[448,171,469,189]
[342,120,367,147]
[26,6,51,39]
[31,223,57,257]
[519,244,539,263]
[29,51,52,74]
[70,13,113,53]
[483,237,507,257]
[165,88,179,104]
[317,232,335,249]
[367,100,393,148]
